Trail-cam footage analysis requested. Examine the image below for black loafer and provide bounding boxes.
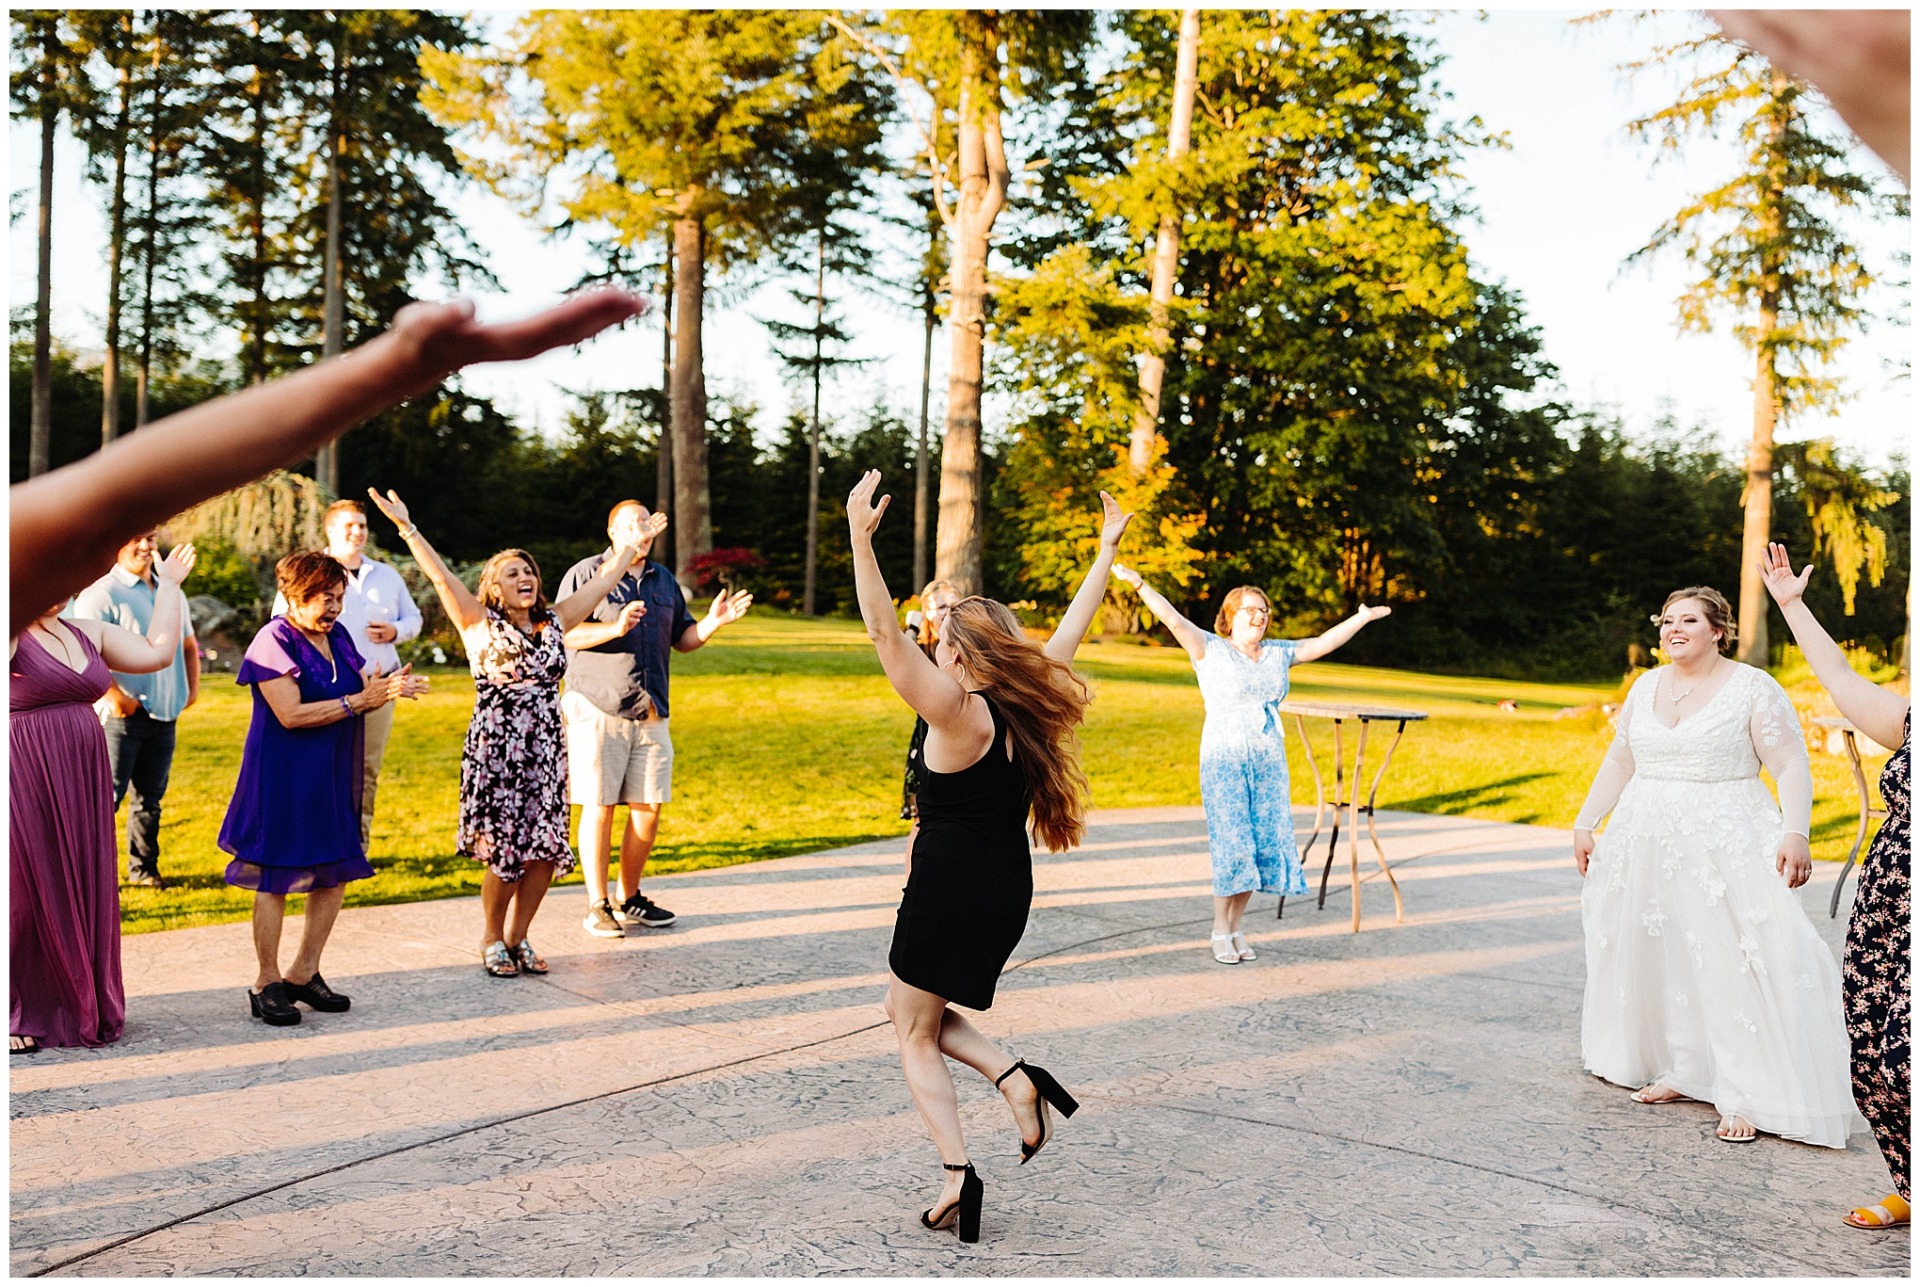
[249,982,301,1026]
[283,973,350,1013]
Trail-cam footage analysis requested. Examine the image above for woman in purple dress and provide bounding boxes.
[10,545,195,1052]
[222,551,428,1027]
[367,487,642,978]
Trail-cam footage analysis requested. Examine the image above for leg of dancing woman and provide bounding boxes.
[848,471,1131,1242]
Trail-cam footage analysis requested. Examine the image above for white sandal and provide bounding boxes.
[1230,931,1256,961]
[1210,933,1240,964]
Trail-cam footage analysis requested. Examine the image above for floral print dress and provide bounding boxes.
[1844,712,1910,1198]
[458,608,574,882]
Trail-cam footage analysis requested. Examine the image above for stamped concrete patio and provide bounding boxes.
[9,807,1910,1277]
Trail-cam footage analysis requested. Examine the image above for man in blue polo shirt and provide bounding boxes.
[557,499,753,938]
[69,529,199,890]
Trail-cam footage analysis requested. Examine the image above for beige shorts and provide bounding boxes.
[562,690,673,806]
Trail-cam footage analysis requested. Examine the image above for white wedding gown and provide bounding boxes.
[1575,664,1856,1148]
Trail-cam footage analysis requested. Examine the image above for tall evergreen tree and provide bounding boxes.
[1616,12,1899,664]
[424,11,889,580]
[9,11,89,476]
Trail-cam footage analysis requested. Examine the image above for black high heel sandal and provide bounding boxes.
[921,1161,983,1244]
[995,1058,1080,1164]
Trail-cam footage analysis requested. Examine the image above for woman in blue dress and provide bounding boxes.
[1113,568,1390,963]
[222,551,429,1025]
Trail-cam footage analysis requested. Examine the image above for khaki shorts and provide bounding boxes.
[562,690,673,806]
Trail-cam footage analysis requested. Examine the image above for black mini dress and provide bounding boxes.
[888,695,1033,1010]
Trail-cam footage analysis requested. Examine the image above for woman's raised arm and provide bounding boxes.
[1112,564,1209,661]
[10,289,646,632]
[1043,492,1134,664]
[846,471,976,734]
[367,488,487,634]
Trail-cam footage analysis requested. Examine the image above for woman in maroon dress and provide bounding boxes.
[10,545,195,1052]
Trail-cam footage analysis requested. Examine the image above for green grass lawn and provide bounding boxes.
[117,614,1893,933]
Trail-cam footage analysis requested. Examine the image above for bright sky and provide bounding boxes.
[10,8,1913,472]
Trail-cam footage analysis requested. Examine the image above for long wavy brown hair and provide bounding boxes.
[476,548,553,621]
[941,597,1092,852]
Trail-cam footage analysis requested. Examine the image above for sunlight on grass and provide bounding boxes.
[117,614,1891,933]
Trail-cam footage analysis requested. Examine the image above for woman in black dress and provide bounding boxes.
[1761,544,1911,1228]
[848,470,1131,1243]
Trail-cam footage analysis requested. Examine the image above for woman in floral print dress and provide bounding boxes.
[367,487,640,978]
[1762,545,1911,1228]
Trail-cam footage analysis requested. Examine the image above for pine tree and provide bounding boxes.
[425,12,890,580]
[10,11,89,476]
[1615,12,1898,664]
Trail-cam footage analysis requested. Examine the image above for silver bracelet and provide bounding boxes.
[338,696,354,719]
[398,524,419,541]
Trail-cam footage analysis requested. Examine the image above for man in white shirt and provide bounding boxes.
[274,499,423,849]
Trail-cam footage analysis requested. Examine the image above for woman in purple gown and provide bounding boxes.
[10,545,195,1052]
[221,551,427,1027]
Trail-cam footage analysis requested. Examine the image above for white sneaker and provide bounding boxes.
[1210,933,1240,964]
[1231,931,1256,961]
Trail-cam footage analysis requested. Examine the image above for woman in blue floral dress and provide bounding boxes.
[368,488,641,978]
[1113,567,1390,963]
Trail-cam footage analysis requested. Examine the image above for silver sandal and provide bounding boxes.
[482,940,519,978]
[511,939,548,975]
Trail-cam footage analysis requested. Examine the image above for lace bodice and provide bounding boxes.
[1576,664,1812,835]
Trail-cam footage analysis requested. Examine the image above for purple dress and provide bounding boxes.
[9,629,125,1047]
[218,618,376,894]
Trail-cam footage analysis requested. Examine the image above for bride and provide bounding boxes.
[1573,586,1854,1147]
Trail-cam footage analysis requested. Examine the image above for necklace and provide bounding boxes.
[1666,665,1714,704]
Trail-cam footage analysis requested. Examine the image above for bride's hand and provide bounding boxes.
[1774,834,1813,889]
[1572,828,1595,877]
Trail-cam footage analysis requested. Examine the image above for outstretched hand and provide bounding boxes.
[1759,542,1813,608]
[644,511,669,539]
[707,588,753,627]
[847,470,891,543]
[1356,603,1392,623]
[387,288,649,397]
[1098,490,1135,554]
[156,542,197,587]
[1111,562,1144,591]
[367,487,411,531]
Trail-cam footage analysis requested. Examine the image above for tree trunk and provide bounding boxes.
[913,280,935,592]
[31,32,57,478]
[1737,307,1779,668]
[315,25,347,495]
[245,14,268,385]
[803,228,826,615]
[136,17,163,429]
[1130,7,1201,475]
[655,229,674,570]
[933,33,1009,597]
[669,210,713,582]
[101,16,133,447]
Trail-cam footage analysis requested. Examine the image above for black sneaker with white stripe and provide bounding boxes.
[618,892,677,928]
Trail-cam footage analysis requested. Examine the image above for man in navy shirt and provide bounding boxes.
[557,500,753,937]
